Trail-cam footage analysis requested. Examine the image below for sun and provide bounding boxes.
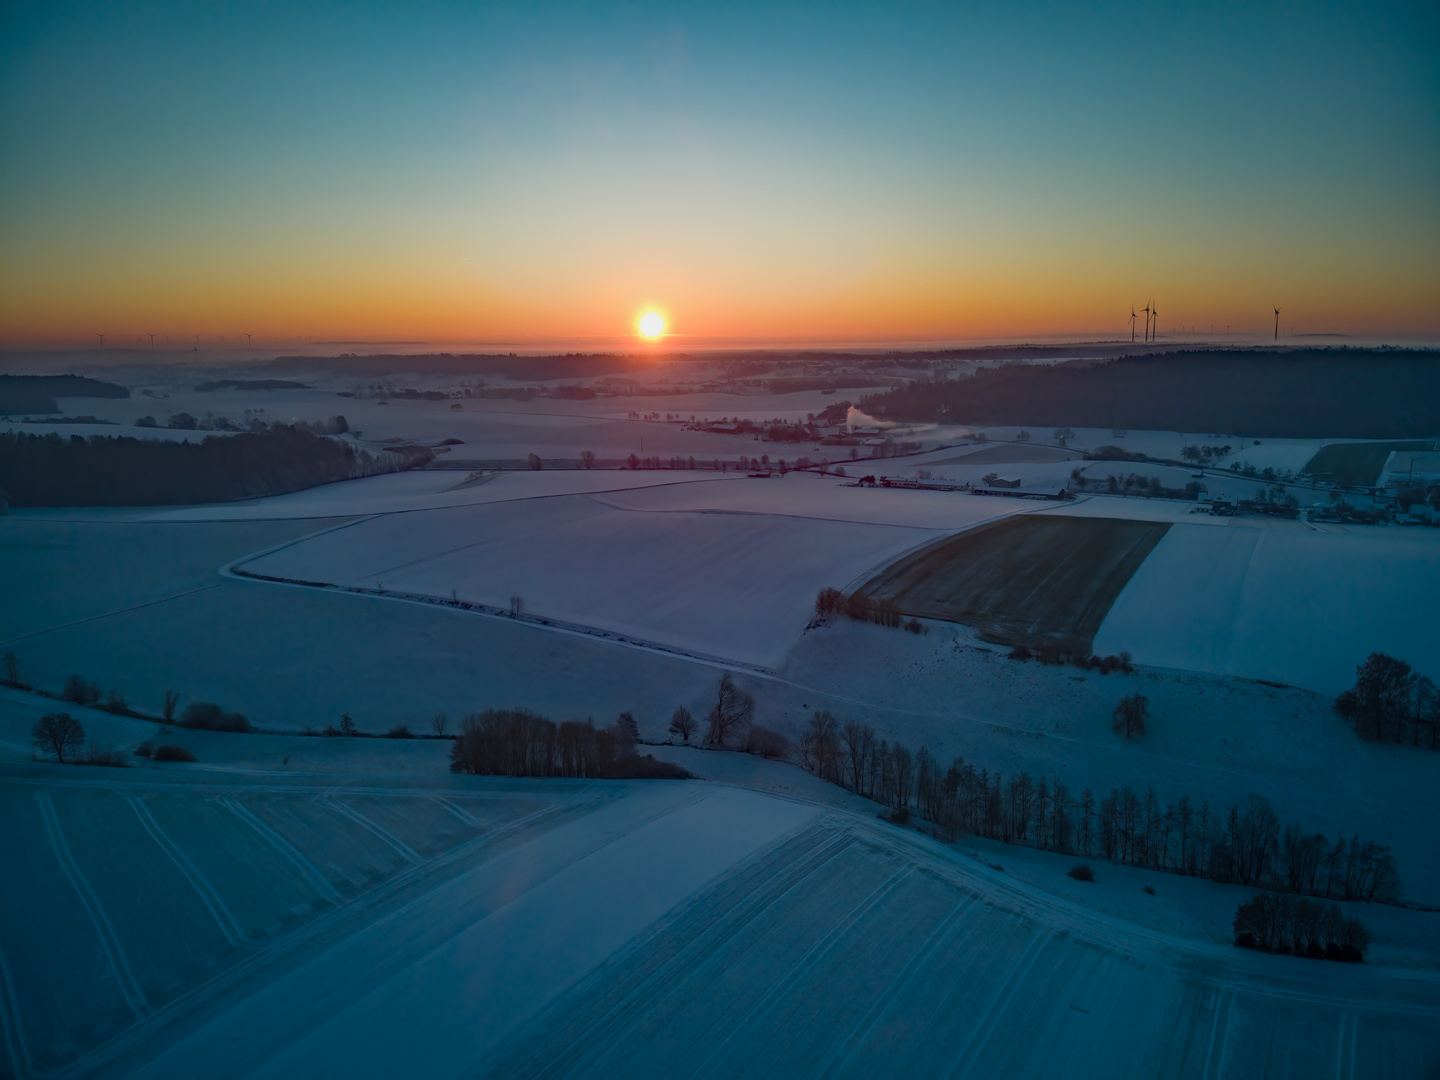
[638,311,665,339]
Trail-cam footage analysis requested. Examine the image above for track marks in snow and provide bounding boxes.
[34,793,149,1017]
[690,865,916,1080]
[323,796,420,863]
[119,790,259,950]
[221,796,345,906]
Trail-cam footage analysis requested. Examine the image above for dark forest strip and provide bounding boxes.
[862,348,1440,439]
[0,426,415,507]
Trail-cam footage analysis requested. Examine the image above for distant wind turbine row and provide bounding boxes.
[1128,303,1286,343]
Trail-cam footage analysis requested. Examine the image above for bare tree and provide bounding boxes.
[526,452,543,470]
[431,712,450,737]
[612,712,640,758]
[705,672,754,746]
[580,450,596,470]
[163,689,179,722]
[33,712,85,763]
[1,652,17,686]
[668,706,695,742]
[1112,693,1148,739]
[802,711,841,781]
[841,720,874,792]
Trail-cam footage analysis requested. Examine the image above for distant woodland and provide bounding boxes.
[0,374,130,415]
[863,349,1440,439]
[0,426,406,506]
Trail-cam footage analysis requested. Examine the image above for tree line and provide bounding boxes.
[860,348,1440,439]
[448,708,690,779]
[0,374,128,415]
[0,424,418,506]
[797,712,1401,903]
[1232,892,1370,961]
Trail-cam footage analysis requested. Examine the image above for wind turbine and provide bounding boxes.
[1130,306,1138,342]
[96,333,106,349]
[1142,301,1152,343]
[244,332,253,349]
[1273,306,1280,341]
[1151,303,1158,341]
[147,333,157,349]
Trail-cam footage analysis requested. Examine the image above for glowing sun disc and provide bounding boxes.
[639,312,665,338]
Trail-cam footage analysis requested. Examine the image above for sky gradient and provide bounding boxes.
[2,1,1437,348]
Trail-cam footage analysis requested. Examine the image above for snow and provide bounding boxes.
[2,698,1434,1080]
[139,468,735,522]
[1093,520,1440,693]
[232,484,950,668]
[144,786,817,1080]
[211,472,1034,669]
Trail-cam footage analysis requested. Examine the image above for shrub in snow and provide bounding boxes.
[75,742,128,767]
[384,723,414,739]
[153,744,197,763]
[745,725,791,760]
[180,701,250,733]
[1067,865,1094,882]
[600,755,691,780]
[134,740,155,759]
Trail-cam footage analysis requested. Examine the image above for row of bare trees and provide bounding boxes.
[798,714,1401,903]
[447,708,688,779]
[814,588,923,633]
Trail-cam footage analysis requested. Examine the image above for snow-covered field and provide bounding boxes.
[1091,517,1440,694]
[229,473,1036,668]
[1,696,1435,1080]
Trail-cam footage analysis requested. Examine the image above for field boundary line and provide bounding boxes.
[218,562,779,675]
[34,793,150,1017]
[0,584,224,646]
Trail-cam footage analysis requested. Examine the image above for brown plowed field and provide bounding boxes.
[858,514,1170,652]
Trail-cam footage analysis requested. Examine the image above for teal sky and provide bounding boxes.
[2,1,1437,345]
